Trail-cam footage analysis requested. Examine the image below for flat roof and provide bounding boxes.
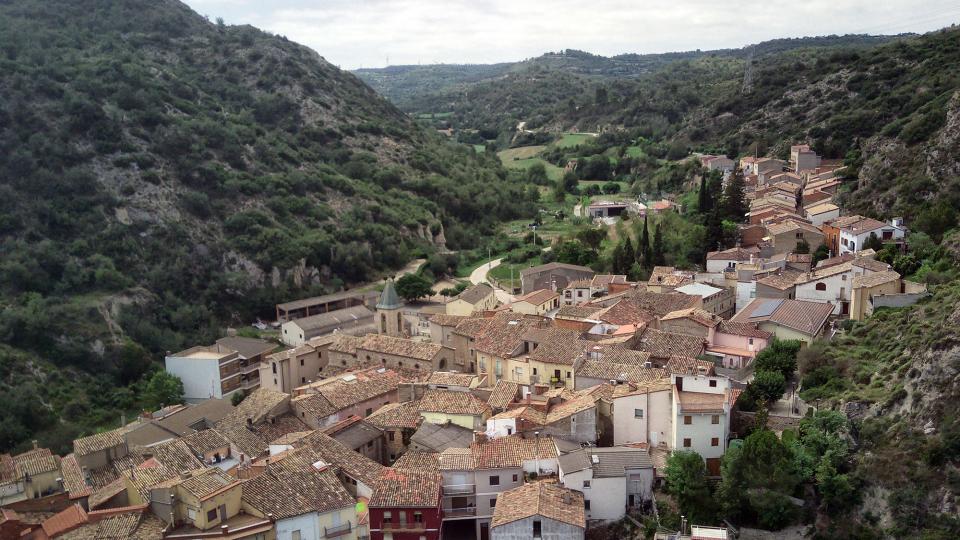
[277,290,376,312]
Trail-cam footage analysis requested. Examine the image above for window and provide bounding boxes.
[585,499,591,510]
[709,380,717,388]
[272,363,277,374]
[383,511,392,523]
[711,415,720,425]
[634,408,644,419]
[365,408,373,416]
[711,437,720,447]
[506,427,513,435]
[489,475,500,486]
[414,512,423,523]
[532,367,538,375]
[533,519,542,537]
[683,438,692,447]
[566,371,571,379]
[815,282,827,291]
[748,338,754,345]
[207,509,218,522]
[490,497,497,508]
[388,432,395,441]
[300,358,304,366]
[512,474,518,482]
[301,377,306,383]
[414,363,420,370]
[367,441,374,448]
[583,480,591,489]
[684,415,692,425]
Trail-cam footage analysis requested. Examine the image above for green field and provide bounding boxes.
[473,144,487,153]
[497,146,564,181]
[553,133,595,148]
[489,255,542,291]
[415,111,453,119]
[625,145,644,157]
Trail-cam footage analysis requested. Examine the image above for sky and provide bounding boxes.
[182,0,960,69]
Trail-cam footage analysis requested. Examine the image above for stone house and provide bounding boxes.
[490,483,585,540]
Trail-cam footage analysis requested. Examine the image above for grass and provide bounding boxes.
[415,112,453,119]
[625,145,644,157]
[472,144,486,153]
[498,145,547,160]
[489,255,542,291]
[553,133,595,148]
[497,146,563,181]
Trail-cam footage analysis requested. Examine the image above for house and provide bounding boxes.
[824,215,906,255]
[561,279,593,306]
[658,308,721,341]
[428,314,469,348]
[490,483,585,540]
[804,203,840,227]
[591,274,631,296]
[446,283,498,316]
[573,347,662,389]
[368,468,443,540]
[291,367,401,429]
[276,290,377,323]
[850,271,928,322]
[731,298,835,344]
[356,334,455,373]
[409,421,475,454]
[705,247,759,273]
[73,426,132,471]
[671,371,734,474]
[260,344,321,393]
[438,436,559,539]
[366,401,422,464]
[0,446,68,502]
[644,199,678,215]
[635,328,706,362]
[673,283,735,318]
[705,321,772,370]
[510,289,561,316]
[323,415,386,465]
[280,305,375,346]
[509,327,586,390]
[764,219,824,255]
[701,155,735,172]
[558,447,655,521]
[132,468,243,532]
[611,380,674,447]
[520,263,595,295]
[418,389,492,430]
[165,344,246,402]
[755,270,802,300]
[647,267,695,293]
[790,144,821,173]
[241,453,359,540]
[215,336,276,393]
[484,390,602,445]
[294,431,388,498]
[588,200,633,219]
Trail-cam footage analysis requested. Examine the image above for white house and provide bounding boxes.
[804,203,840,227]
[165,344,241,402]
[670,371,732,476]
[834,216,905,255]
[794,255,892,316]
[558,447,654,521]
[705,247,759,273]
[611,381,673,447]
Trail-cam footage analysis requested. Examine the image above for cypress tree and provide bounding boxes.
[622,237,635,273]
[721,167,748,222]
[653,222,666,266]
[611,242,624,274]
[698,176,711,214]
[705,208,725,261]
[639,215,652,269]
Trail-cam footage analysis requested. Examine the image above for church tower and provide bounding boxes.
[377,277,406,337]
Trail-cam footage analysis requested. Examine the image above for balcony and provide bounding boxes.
[443,507,477,518]
[324,522,352,538]
[442,484,475,496]
[381,522,426,532]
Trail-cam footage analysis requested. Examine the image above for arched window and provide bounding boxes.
[439,358,447,370]
[815,282,827,291]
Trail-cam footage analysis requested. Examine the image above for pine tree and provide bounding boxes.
[698,176,711,214]
[705,208,725,262]
[721,167,747,222]
[653,222,666,266]
[622,237,635,273]
[639,215,652,269]
[611,242,624,274]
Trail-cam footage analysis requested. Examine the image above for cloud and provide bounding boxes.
[183,0,960,69]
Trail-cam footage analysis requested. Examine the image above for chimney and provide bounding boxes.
[121,413,126,427]
[31,440,38,450]
[221,525,229,534]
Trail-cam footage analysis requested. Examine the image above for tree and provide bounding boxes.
[652,222,666,266]
[665,451,716,523]
[575,228,607,251]
[721,167,747,222]
[555,241,597,267]
[621,238,635,276]
[395,273,434,301]
[697,176,712,214]
[863,232,884,251]
[526,162,549,184]
[639,215,652,268]
[811,243,831,266]
[914,200,958,242]
[754,339,801,379]
[143,371,184,409]
[602,181,621,194]
[610,242,624,274]
[794,239,810,254]
[595,86,609,106]
[752,370,786,403]
[718,430,800,528]
[704,208,724,258]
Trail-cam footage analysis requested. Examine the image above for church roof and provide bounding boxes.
[377,279,404,310]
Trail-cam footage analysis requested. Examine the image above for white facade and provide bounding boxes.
[559,468,625,522]
[280,319,308,346]
[795,272,849,315]
[670,374,730,462]
[165,352,237,402]
[275,507,359,540]
[706,258,739,273]
[485,416,518,439]
[735,281,756,314]
[839,222,905,255]
[805,204,840,227]
[611,390,672,447]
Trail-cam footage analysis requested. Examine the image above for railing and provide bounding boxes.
[381,522,426,532]
[443,507,477,517]
[442,484,475,496]
[324,522,352,538]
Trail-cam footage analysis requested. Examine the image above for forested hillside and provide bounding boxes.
[0,0,532,452]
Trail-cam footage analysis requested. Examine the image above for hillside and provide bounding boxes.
[0,0,533,452]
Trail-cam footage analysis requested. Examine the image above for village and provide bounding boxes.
[0,145,930,540]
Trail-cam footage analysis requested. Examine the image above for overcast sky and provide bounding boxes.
[183,0,960,69]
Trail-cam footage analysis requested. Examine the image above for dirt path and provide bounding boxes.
[468,257,514,304]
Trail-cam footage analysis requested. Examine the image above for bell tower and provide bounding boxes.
[376,277,405,337]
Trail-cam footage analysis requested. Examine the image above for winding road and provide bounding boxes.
[468,257,515,304]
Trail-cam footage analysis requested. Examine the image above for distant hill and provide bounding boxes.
[0,0,533,452]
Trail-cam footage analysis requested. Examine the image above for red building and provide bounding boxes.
[368,468,442,540]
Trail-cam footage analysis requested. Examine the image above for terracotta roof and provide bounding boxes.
[171,468,237,500]
[121,464,176,503]
[598,298,658,326]
[555,305,602,320]
[217,388,289,428]
[576,358,665,383]
[291,393,338,420]
[358,334,445,362]
[41,504,88,537]
[242,464,353,519]
[452,316,496,339]
[664,356,716,375]
[438,448,476,470]
[147,439,204,473]
[14,453,60,479]
[765,219,822,237]
[473,315,545,357]
[677,391,727,413]
[295,431,387,488]
[266,344,314,363]
[757,270,803,290]
[392,451,440,471]
[369,468,441,508]
[731,298,834,336]
[706,246,759,261]
[491,483,585,529]
[471,435,557,470]
[73,427,130,457]
[513,289,560,306]
[428,371,476,387]
[852,257,893,272]
[454,283,495,305]
[853,269,901,288]
[181,429,232,457]
[366,401,422,430]
[59,454,90,499]
[215,423,269,459]
[419,389,491,417]
[566,278,592,289]
[487,381,520,410]
[525,328,587,366]
[270,431,312,446]
[636,328,705,359]
[832,215,892,234]
[327,334,363,354]
[619,290,700,317]
[660,307,720,328]
[718,321,772,339]
[612,379,674,398]
[429,313,469,327]
[296,367,399,409]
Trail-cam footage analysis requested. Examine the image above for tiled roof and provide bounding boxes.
[428,371,476,387]
[410,422,475,453]
[852,257,893,273]
[215,337,277,359]
[473,315,544,357]
[181,429,232,456]
[270,431,312,446]
[636,328,705,359]
[296,431,387,488]
[621,290,700,317]
[266,344,314,363]
[358,334,444,361]
[765,219,822,237]
[289,305,374,331]
[369,468,441,508]
[452,315,496,338]
[86,453,147,490]
[419,389,491,417]
[154,398,234,437]
[583,447,653,478]
[491,483,585,529]
[598,298,658,326]
[677,391,727,413]
[323,416,383,450]
[513,289,560,306]
[576,358,665,383]
[731,298,834,336]
[291,393,338,419]
[612,379,674,398]
[555,305,602,320]
[147,439,204,473]
[297,367,399,409]
[88,478,127,509]
[718,321,772,339]
[757,270,803,290]
[327,334,363,354]
[525,328,586,366]
[392,451,440,471]
[664,356,716,375]
[173,468,237,500]
[14,453,60,479]
[471,435,557,470]
[215,423,269,459]
[455,283,495,305]
[217,388,289,428]
[242,465,353,519]
[660,307,720,327]
[367,401,422,430]
[853,269,901,288]
[588,346,651,365]
[41,504,88,537]
[487,381,520,410]
[832,215,891,234]
[60,454,90,498]
[121,465,176,503]
[438,448,475,470]
[706,246,759,261]
[429,313,469,327]
[249,414,312,444]
[73,426,130,457]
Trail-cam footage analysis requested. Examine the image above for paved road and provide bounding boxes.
[468,257,514,304]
